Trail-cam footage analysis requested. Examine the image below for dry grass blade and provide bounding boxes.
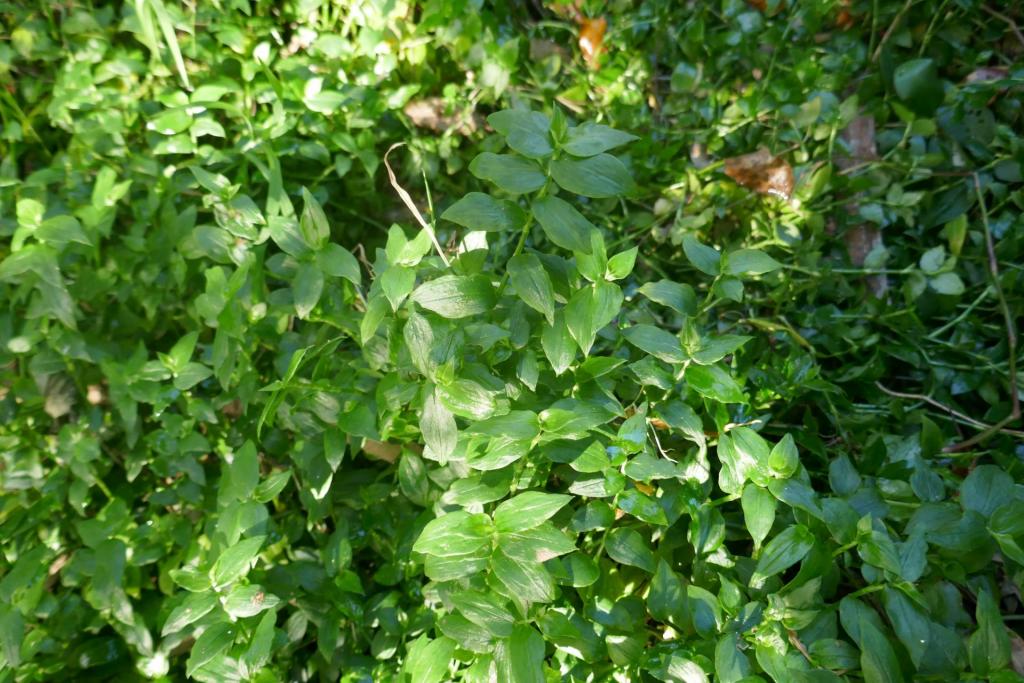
[383,143,450,267]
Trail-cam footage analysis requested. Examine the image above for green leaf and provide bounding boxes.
[857,529,903,576]
[726,248,781,275]
[436,378,499,420]
[494,491,572,533]
[564,281,623,356]
[0,606,23,668]
[531,196,595,253]
[638,279,698,315]
[421,392,458,461]
[750,525,814,586]
[685,364,745,403]
[223,441,259,502]
[961,465,1014,517]
[488,110,553,159]
[682,236,721,276]
[550,154,633,198]
[293,261,324,318]
[929,272,965,295]
[893,58,943,116]
[442,192,526,232]
[969,589,1011,675]
[715,633,751,683]
[741,484,776,553]
[648,559,689,628]
[37,215,91,247]
[468,411,540,440]
[508,254,555,324]
[498,523,576,562]
[186,621,236,677]
[381,265,416,310]
[605,527,655,572]
[162,591,219,636]
[606,247,638,280]
[224,584,280,619]
[413,511,493,557]
[469,153,547,194]
[882,587,930,668]
[859,619,905,683]
[317,243,361,285]
[617,488,669,525]
[451,589,516,637]
[494,625,546,683]
[623,325,685,363]
[542,312,576,375]
[490,548,556,603]
[406,636,456,683]
[412,274,496,318]
[211,535,265,588]
[242,610,276,674]
[563,122,638,157]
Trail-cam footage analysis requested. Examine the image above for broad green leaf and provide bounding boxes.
[882,587,930,667]
[490,548,556,603]
[211,536,265,588]
[741,484,776,553]
[682,236,721,276]
[451,589,516,637]
[960,465,1014,518]
[224,584,280,619]
[469,153,547,194]
[725,249,781,275]
[893,58,943,116]
[605,527,655,572]
[442,192,526,232]
[550,154,634,198]
[436,378,498,420]
[407,636,456,683]
[467,410,540,440]
[531,196,594,253]
[623,325,685,363]
[857,529,903,576]
[606,246,638,280]
[186,622,236,677]
[969,589,1010,675]
[488,110,553,158]
[293,261,324,318]
[542,311,576,375]
[162,591,219,636]
[421,392,458,461]
[0,606,23,668]
[563,122,638,157]
[413,511,493,557]
[494,625,546,683]
[316,243,361,284]
[648,560,689,628]
[715,633,751,683]
[617,488,668,525]
[498,523,576,562]
[685,364,745,403]
[859,619,905,683]
[412,274,496,318]
[565,281,623,356]
[751,525,814,586]
[494,491,572,532]
[508,254,555,324]
[638,279,697,315]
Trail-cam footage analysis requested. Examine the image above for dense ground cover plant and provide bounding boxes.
[1,0,1023,681]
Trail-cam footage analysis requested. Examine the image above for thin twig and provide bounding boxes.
[981,5,1024,48]
[383,143,450,267]
[945,175,1020,452]
[875,382,1024,439]
[872,0,915,62]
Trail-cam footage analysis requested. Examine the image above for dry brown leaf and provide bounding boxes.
[723,148,794,199]
[403,97,482,136]
[362,439,400,463]
[746,0,767,10]
[578,16,607,70]
[690,141,711,170]
[965,66,1010,84]
[837,115,888,298]
[530,38,569,62]
[1012,632,1024,675]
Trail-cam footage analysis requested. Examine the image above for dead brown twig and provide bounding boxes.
[981,5,1024,48]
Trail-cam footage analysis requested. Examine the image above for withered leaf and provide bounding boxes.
[723,148,794,199]
[578,16,607,70]
[403,97,482,136]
